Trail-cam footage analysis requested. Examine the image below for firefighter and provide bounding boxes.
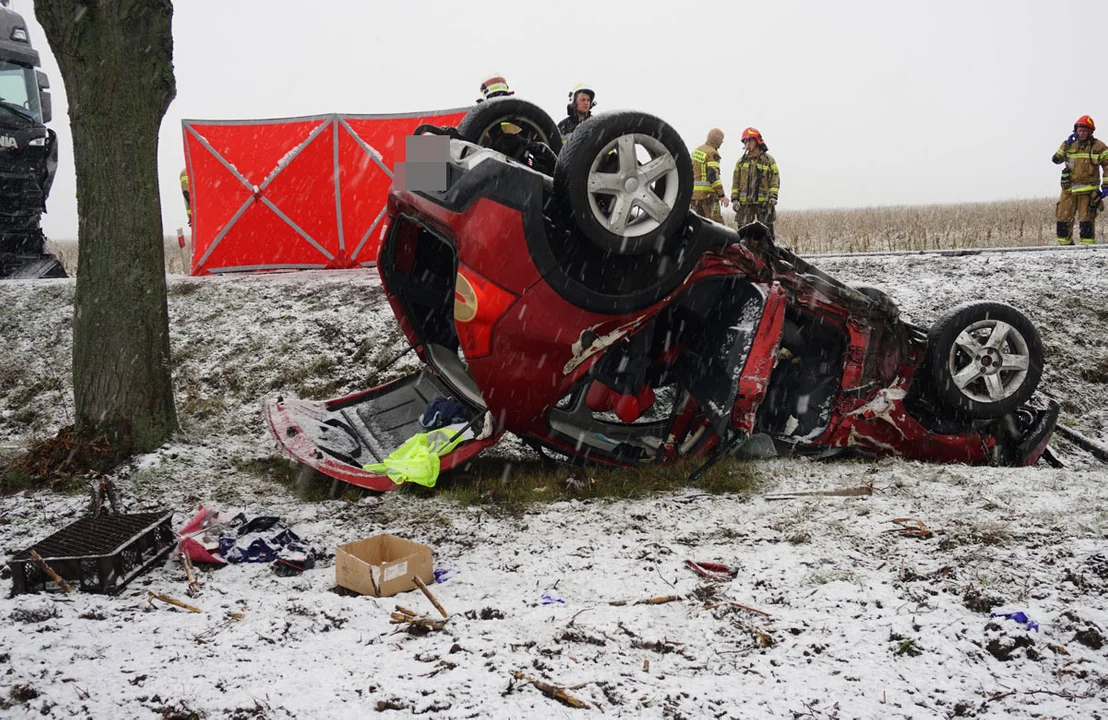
[476,75,514,103]
[731,127,779,235]
[690,128,728,223]
[558,83,595,141]
[1052,115,1108,245]
[180,167,191,226]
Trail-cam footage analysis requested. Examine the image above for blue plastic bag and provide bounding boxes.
[990,610,1039,632]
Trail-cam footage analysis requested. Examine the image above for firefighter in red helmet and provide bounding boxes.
[731,127,779,235]
[1052,115,1108,245]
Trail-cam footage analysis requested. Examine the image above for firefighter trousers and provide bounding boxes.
[692,197,723,223]
[1056,190,1100,244]
[734,203,775,232]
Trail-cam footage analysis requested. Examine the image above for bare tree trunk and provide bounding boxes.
[37,1,178,454]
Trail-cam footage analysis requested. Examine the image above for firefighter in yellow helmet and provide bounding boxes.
[731,127,779,235]
[1052,115,1108,245]
[690,128,728,223]
[179,167,191,226]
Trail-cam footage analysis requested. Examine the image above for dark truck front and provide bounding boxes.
[0,0,62,279]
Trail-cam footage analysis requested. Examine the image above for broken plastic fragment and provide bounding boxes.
[990,610,1039,632]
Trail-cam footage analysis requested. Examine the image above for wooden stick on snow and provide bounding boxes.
[147,590,201,613]
[29,550,74,593]
[412,575,449,618]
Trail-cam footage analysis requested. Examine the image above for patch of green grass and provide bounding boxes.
[0,468,86,496]
[266,355,343,399]
[233,456,299,488]
[399,455,758,506]
[180,394,227,421]
[892,636,924,657]
[9,374,63,410]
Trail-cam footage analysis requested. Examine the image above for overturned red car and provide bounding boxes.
[265,99,1057,492]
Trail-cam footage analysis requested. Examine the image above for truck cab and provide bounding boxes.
[0,0,63,278]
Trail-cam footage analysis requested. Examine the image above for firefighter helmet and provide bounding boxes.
[477,75,514,103]
[741,127,764,144]
[567,82,596,108]
[1074,115,1095,131]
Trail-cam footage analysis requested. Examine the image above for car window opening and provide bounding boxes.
[381,216,487,413]
[757,306,847,441]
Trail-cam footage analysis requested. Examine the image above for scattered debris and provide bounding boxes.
[433,566,459,584]
[540,591,565,605]
[631,637,688,656]
[10,511,175,595]
[390,605,447,633]
[180,552,200,597]
[702,601,771,617]
[1,424,121,490]
[413,575,449,619]
[634,595,683,605]
[685,560,736,583]
[886,517,934,538]
[28,550,73,594]
[336,534,433,597]
[192,611,245,644]
[511,671,590,709]
[88,475,120,516]
[991,610,1040,632]
[147,590,201,613]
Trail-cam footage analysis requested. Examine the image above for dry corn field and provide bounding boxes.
[45,236,193,276]
[42,197,1098,276]
[724,196,1099,255]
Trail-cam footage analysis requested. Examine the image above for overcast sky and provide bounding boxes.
[17,0,1106,240]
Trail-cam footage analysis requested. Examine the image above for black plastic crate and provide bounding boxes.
[9,510,175,595]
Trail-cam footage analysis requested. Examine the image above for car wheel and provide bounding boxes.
[926,301,1043,420]
[847,282,899,321]
[457,98,562,157]
[554,111,692,257]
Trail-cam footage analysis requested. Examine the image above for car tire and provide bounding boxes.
[925,301,1043,420]
[457,98,562,157]
[554,111,692,257]
[847,282,899,321]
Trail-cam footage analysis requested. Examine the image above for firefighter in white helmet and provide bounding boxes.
[476,75,515,103]
[558,82,595,141]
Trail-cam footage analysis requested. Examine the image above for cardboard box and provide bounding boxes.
[335,534,434,597]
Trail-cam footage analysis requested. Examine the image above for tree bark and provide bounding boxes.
[36,0,178,454]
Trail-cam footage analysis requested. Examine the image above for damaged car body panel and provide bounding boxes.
[265,101,1056,490]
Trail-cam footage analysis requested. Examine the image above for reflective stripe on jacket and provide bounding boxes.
[1052,137,1108,191]
[691,143,724,200]
[731,151,779,205]
[180,168,191,216]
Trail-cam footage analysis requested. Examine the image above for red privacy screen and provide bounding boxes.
[182,109,468,275]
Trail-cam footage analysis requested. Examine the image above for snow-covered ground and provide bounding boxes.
[0,247,1106,719]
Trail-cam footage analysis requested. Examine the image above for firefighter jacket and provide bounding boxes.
[1052,137,1108,193]
[731,149,779,206]
[557,111,591,141]
[180,168,191,222]
[691,143,724,201]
